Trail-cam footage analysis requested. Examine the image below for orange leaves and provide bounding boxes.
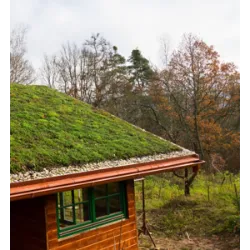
[198,118,239,154]
[220,62,238,74]
[220,63,230,72]
[199,120,220,144]
[147,34,240,170]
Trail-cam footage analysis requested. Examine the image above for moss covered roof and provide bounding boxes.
[10,84,182,174]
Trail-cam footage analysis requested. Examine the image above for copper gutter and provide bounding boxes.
[10,154,204,201]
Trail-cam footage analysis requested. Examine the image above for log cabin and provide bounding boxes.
[10,84,204,250]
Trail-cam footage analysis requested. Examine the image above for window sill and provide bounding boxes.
[58,217,128,241]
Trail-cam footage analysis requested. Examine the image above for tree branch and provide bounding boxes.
[187,171,198,186]
[173,171,184,179]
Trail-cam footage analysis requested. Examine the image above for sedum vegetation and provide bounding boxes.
[10,83,180,173]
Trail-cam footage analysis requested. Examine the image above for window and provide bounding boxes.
[56,182,127,238]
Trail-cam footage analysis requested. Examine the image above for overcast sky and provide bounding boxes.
[10,0,240,73]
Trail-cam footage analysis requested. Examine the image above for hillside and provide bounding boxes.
[10,84,181,173]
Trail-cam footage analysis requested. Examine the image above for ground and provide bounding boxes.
[135,173,240,250]
[138,233,240,250]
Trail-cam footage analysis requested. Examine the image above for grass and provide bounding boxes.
[135,172,240,238]
[10,84,180,173]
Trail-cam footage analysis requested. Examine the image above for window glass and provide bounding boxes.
[75,203,90,224]
[62,191,72,206]
[108,182,120,194]
[74,189,88,203]
[94,184,106,198]
[95,198,108,218]
[58,206,74,229]
[57,182,127,238]
[109,195,121,214]
[63,207,74,222]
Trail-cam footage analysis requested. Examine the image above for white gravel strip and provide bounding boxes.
[10,148,195,183]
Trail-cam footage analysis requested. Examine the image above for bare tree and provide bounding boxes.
[39,34,119,106]
[159,35,172,67]
[40,54,58,88]
[160,34,208,158]
[10,24,35,84]
[78,48,95,103]
[84,33,113,107]
[56,42,80,97]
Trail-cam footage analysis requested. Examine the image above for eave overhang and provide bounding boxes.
[10,154,204,201]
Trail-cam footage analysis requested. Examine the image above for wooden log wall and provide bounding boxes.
[45,179,139,250]
[10,197,47,250]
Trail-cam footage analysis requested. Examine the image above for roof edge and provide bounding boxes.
[10,154,204,201]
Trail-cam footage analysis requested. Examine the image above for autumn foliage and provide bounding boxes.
[150,34,240,172]
[37,33,240,174]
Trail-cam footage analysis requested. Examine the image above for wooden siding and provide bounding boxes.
[10,197,47,250]
[45,180,139,250]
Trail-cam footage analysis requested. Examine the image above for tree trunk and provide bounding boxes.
[174,168,198,196]
[184,168,190,196]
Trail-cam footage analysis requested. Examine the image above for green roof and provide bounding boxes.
[10,84,180,173]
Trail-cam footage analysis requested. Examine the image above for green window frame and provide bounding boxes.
[56,181,127,238]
